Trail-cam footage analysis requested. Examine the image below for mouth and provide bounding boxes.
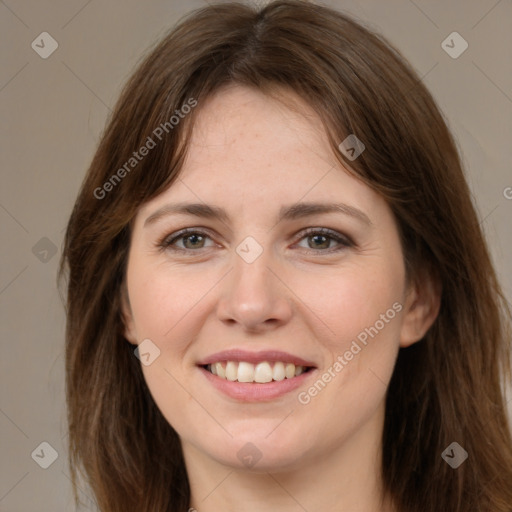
[202,361,314,383]
[197,349,317,401]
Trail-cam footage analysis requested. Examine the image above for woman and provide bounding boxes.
[60,1,512,511]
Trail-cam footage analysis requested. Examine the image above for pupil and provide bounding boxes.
[186,235,203,248]
[311,235,328,249]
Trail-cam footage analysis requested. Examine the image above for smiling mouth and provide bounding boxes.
[202,361,314,383]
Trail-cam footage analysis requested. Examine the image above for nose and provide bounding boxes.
[216,246,293,333]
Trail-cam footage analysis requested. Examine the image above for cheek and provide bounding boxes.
[301,259,404,355]
[126,259,215,343]
[127,266,213,432]
[297,258,404,409]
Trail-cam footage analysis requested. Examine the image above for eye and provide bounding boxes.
[295,227,353,253]
[159,228,216,252]
[158,227,353,254]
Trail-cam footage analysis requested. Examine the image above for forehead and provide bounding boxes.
[180,85,341,190]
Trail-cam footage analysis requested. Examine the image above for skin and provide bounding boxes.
[123,85,440,512]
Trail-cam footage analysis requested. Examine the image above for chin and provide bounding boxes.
[202,428,314,472]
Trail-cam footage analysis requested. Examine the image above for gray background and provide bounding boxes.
[1,0,511,510]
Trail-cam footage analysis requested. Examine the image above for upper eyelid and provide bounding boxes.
[162,227,218,244]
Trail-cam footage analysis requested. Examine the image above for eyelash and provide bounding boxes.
[158,227,354,255]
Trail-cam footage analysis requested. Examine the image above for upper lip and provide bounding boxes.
[197,349,317,368]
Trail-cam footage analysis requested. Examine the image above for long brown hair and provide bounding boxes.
[60,1,512,510]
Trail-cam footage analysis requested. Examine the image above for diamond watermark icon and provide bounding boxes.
[134,338,161,366]
[441,441,468,468]
[32,237,57,263]
[237,442,262,468]
[236,236,263,264]
[441,32,468,59]
[338,134,365,161]
[31,32,59,59]
[31,441,58,469]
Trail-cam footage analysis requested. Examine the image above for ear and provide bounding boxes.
[399,268,442,348]
[120,283,138,345]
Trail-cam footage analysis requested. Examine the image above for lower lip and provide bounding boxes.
[199,366,316,402]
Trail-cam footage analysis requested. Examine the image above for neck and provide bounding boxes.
[183,404,394,512]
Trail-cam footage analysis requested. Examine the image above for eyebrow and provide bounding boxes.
[144,201,372,227]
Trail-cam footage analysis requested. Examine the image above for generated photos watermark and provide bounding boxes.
[237,442,263,468]
[338,134,365,161]
[298,301,403,404]
[134,338,161,366]
[441,442,468,469]
[94,97,198,199]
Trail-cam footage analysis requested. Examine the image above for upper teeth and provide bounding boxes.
[208,361,307,383]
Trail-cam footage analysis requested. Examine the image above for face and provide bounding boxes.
[123,85,426,472]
